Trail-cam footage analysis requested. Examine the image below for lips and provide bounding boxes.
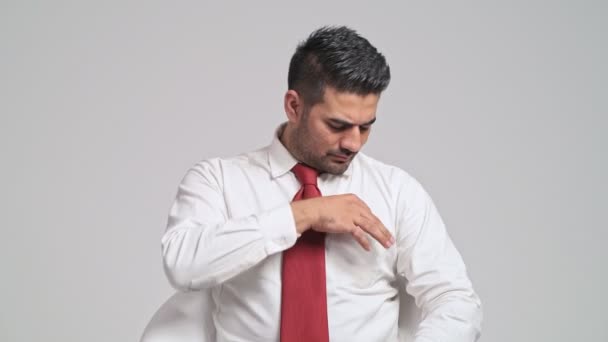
[330,153,350,161]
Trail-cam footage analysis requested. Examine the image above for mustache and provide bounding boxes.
[328,149,356,158]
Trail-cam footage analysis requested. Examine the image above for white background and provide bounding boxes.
[1,1,606,341]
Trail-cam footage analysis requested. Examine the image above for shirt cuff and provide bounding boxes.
[258,203,298,255]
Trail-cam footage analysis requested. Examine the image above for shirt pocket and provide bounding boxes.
[325,234,385,289]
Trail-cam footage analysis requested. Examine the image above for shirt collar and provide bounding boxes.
[267,123,354,179]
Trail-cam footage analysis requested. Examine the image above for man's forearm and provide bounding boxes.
[413,297,482,342]
[162,203,298,291]
[290,199,320,235]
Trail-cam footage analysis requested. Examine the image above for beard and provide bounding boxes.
[289,122,354,175]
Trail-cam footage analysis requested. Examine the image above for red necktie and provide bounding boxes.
[280,163,329,342]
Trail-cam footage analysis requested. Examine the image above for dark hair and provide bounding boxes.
[287,26,391,108]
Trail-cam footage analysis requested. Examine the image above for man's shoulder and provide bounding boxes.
[188,145,270,176]
[355,153,431,208]
[355,152,413,184]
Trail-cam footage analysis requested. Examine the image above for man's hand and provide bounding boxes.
[290,194,395,251]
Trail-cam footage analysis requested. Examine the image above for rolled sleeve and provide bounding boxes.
[258,203,298,255]
[396,174,483,341]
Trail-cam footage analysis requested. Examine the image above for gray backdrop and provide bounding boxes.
[1,1,606,341]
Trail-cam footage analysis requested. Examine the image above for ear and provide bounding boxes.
[284,90,303,123]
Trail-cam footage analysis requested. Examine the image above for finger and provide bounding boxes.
[367,211,394,244]
[350,226,371,251]
[347,194,394,247]
[355,214,394,248]
[350,197,394,243]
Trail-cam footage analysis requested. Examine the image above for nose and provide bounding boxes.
[340,127,362,153]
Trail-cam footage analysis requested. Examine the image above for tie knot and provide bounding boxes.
[292,163,319,186]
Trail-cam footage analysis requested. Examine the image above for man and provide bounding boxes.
[161,26,482,341]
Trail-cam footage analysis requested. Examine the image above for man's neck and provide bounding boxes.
[278,123,298,160]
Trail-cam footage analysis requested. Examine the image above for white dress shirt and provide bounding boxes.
[161,126,482,342]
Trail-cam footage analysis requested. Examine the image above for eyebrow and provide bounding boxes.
[328,117,377,127]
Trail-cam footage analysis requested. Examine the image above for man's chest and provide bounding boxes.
[220,168,400,286]
[212,166,402,340]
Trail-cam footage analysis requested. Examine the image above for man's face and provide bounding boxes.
[290,86,380,175]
